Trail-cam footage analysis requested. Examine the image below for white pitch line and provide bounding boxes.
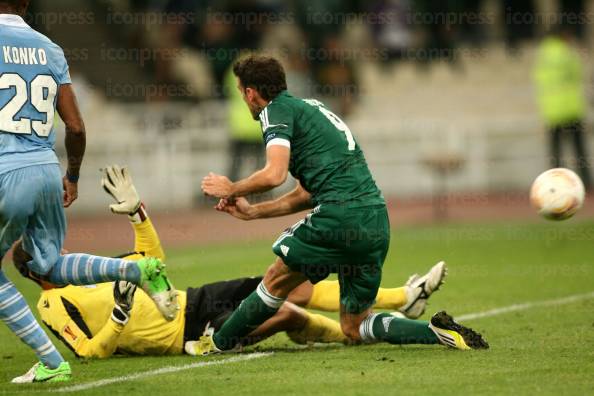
[26,292,594,393]
[455,291,594,322]
[52,352,273,393]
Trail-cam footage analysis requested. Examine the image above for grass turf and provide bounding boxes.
[0,220,593,395]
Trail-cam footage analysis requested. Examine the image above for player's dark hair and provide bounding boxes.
[232,55,287,101]
[12,241,58,289]
[0,0,24,7]
[12,250,44,287]
[0,0,27,14]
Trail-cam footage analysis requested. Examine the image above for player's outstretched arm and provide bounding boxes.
[101,165,141,215]
[216,181,313,220]
[202,145,290,198]
[101,165,165,261]
[57,84,86,208]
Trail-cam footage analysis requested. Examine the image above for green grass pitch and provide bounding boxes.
[0,220,593,395]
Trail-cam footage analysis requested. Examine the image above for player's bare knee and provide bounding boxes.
[263,262,285,296]
[263,258,305,298]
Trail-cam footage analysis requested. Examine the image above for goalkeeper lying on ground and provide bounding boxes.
[12,166,447,358]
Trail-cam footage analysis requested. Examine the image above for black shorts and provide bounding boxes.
[183,277,263,344]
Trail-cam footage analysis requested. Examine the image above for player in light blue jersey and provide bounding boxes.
[0,0,179,384]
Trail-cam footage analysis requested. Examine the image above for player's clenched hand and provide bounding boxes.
[215,197,255,220]
[62,177,78,208]
[201,173,233,198]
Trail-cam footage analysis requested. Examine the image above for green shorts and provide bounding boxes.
[272,203,390,314]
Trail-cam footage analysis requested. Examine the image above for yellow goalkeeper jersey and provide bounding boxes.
[37,217,187,358]
[38,283,187,358]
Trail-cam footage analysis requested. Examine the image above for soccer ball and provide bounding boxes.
[530,168,585,220]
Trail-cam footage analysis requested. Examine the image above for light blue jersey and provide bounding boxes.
[0,13,70,271]
[0,14,71,176]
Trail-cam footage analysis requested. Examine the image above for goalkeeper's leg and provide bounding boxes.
[301,261,447,318]
[213,258,307,350]
[292,281,408,312]
[185,303,346,355]
[240,303,307,346]
[285,309,348,345]
[243,302,347,346]
[193,258,308,354]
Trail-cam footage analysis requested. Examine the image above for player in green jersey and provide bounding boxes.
[200,55,488,353]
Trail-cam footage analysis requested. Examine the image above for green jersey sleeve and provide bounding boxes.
[259,101,294,148]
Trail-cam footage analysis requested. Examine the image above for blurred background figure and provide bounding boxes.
[503,0,536,53]
[368,0,414,66]
[534,26,591,190]
[25,0,594,218]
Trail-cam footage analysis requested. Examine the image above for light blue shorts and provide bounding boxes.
[0,164,66,274]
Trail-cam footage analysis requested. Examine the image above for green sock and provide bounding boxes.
[360,313,439,345]
[213,282,284,350]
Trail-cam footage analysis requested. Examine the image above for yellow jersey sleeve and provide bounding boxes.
[117,217,165,261]
[38,290,124,359]
[131,217,165,261]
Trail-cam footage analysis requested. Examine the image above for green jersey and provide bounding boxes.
[259,91,384,207]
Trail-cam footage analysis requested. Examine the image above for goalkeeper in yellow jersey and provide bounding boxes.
[12,166,447,358]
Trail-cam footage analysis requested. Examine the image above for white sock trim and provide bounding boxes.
[0,292,22,310]
[0,282,13,294]
[359,313,380,342]
[37,340,57,356]
[15,321,40,338]
[5,306,29,324]
[256,282,285,309]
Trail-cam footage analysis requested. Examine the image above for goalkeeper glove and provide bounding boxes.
[101,165,141,215]
[111,281,137,326]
